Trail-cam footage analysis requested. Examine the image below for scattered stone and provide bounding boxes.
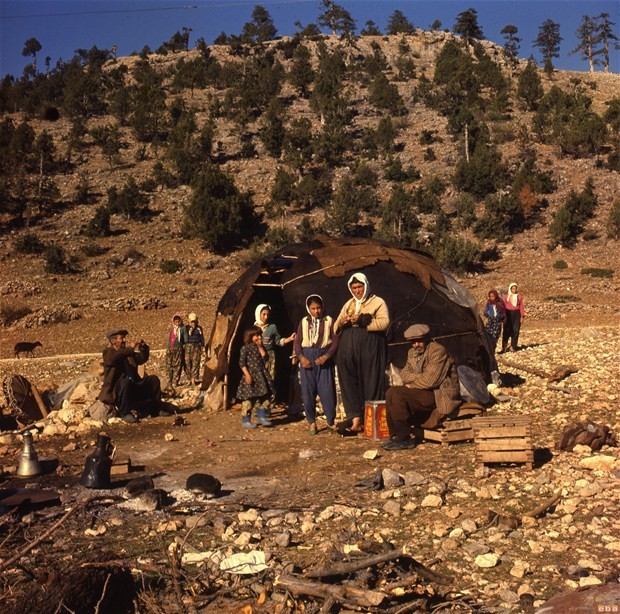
[579,576,603,587]
[403,471,426,486]
[383,500,401,516]
[421,494,442,508]
[186,516,209,529]
[164,433,176,442]
[463,542,489,557]
[382,468,403,489]
[363,449,379,460]
[238,509,260,523]
[498,589,519,604]
[475,553,499,568]
[579,455,616,472]
[510,560,530,578]
[275,531,291,548]
[578,559,603,571]
[234,532,252,546]
[157,520,183,532]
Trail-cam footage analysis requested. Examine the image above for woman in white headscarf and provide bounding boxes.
[334,272,390,433]
[501,282,525,352]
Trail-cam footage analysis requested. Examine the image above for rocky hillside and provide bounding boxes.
[0,32,619,356]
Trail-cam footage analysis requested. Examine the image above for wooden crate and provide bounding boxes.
[472,416,533,470]
[422,403,486,446]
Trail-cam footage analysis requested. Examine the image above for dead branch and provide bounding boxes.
[0,503,83,573]
[547,364,578,383]
[546,383,577,396]
[522,491,562,518]
[275,573,385,608]
[81,559,164,573]
[93,573,111,614]
[497,357,549,378]
[305,549,402,578]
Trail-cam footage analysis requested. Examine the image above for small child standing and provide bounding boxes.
[483,289,506,349]
[254,304,295,380]
[236,326,276,428]
[184,312,205,386]
[293,295,339,435]
[165,313,186,393]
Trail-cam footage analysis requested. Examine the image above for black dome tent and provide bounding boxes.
[200,238,496,411]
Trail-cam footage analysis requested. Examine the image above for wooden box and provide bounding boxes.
[472,416,533,470]
[422,403,486,446]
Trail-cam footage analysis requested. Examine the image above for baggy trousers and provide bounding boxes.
[114,375,162,416]
[502,310,521,351]
[299,347,336,426]
[385,385,436,441]
[337,327,386,420]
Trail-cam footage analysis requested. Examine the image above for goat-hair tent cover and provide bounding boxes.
[201,238,495,411]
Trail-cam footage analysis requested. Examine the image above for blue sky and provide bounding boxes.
[1,0,618,78]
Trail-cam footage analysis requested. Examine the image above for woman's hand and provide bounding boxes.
[315,355,327,366]
[300,356,312,369]
[244,373,253,385]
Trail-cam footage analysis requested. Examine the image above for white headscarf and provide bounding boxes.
[254,304,270,329]
[347,272,369,314]
[305,294,323,344]
[506,283,519,308]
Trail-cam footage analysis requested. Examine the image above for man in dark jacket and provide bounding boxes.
[98,329,168,423]
[382,324,461,450]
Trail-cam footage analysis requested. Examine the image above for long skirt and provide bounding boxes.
[299,347,336,426]
[336,327,386,420]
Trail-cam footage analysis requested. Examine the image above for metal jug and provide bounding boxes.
[17,430,42,477]
[79,433,113,489]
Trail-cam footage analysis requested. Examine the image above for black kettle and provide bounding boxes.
[79,433,113,489]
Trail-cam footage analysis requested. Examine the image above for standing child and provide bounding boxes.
[483,289,506,350]
[165,313,186,393]
[293,295,339,435]
[184,312,205,386]
[236,326,276,428]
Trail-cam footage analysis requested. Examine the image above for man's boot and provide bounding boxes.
[256,407,273,427]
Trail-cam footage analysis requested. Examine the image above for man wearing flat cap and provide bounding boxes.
[382,324,461,450]
[98,329,168,423]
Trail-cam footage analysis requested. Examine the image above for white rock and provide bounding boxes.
[579,576,602,587]
[578,558,603,571]
[238,509,259,523]
[510,560,530,578]
[517,583,534,596]
[579,456,617,472]
[233,532,252,546]
[42,423,68,436]
[604,541,620,551]
[301,520,315,533]
[421,494,443,508]
[363,449,379,460]
[475,553,499,568]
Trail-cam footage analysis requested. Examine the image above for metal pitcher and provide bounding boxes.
[79,433,113,489]
[17,430,42,477]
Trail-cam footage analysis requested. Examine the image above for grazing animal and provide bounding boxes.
[14,341,43,358]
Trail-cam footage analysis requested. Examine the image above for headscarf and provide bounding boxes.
[506,282,519,308]
[305,294,324,345]
[170,313,182,345]
[254,304,270,330]
[487,289,506,316]
[347,272,369,314]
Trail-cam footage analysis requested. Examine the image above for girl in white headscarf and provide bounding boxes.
[334,272,390,433]
[501,282,525,352]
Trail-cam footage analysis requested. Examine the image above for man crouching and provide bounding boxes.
[98,329,171,423]
[382,324,461,450]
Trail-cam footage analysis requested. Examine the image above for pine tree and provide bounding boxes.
[594,13,619,73]
[22,38,42,72]
[517,61,543,110]
[259,97,286,157]
[500,25,521,64]
[378,184,420,247]
[386,10,415,35]
[288,44,314,96]
[533,19,562,74]
[317,0,356,37]
[453,8,484,46]
[360,20,381,36]
[571,15,600,73]
[324,175,360,236]
[242,5,277,43]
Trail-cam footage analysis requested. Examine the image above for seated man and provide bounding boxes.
[98,329,170,423]
[382,324,461,450]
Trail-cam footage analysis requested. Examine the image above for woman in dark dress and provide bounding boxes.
[334,272,390,433]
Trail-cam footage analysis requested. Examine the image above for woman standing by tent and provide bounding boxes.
[483,289,506,350]
[335,273,390,433]
[501,282,525,352]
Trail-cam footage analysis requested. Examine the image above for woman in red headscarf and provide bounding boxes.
[483,289,506,351]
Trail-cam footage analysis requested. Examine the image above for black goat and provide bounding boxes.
[14,341,42,358]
